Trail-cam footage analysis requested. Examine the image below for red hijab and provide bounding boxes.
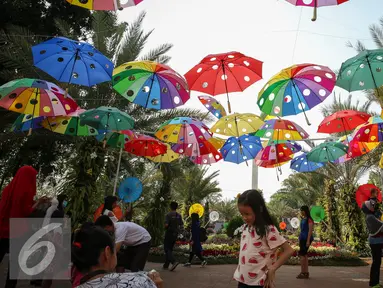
[0,166,37,238]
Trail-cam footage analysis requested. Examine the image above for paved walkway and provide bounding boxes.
[0,259,375,287]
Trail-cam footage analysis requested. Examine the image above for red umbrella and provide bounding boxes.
[124,135,167,157]
[185,51,263,113]
[317,110,370,134]
[355,184,382,208]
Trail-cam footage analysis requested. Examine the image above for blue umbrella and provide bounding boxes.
[32,37,114,86]
[221,135,263,164]
[118,177,143,203]
[290,153,324,172]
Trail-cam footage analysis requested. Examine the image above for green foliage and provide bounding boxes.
[211,198,238,222]
[226,216,244,238]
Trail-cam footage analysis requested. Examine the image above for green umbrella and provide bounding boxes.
[306,142,348,163]
[337,49,383,93]
[96,130,136,148]
[79,106,134,131]
[310,206,325,223]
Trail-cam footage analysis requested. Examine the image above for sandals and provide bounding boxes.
[296,272,309,279]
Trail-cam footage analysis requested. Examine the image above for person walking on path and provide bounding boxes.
[362,199,383,288]
[163,201,183,271]
[234,189,294,288]
[184,213,207,267]
[297,205,314,279]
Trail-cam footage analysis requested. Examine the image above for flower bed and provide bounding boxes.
[148,238,366,266]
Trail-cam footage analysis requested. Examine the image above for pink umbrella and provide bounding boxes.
[66,0,143,11]
[285,0,349,21]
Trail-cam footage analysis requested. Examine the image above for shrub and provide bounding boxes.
[226,216,244,238]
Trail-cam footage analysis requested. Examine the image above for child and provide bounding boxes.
[297,205,314,279]
[184,213,207,267]
[234,190,294,288]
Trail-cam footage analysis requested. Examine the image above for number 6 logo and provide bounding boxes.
[18,223,62,276]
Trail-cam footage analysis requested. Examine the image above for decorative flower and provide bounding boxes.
[160,197,164,202]
[90,152,97,159]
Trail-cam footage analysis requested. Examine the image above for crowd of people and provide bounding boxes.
[0,165,382,288]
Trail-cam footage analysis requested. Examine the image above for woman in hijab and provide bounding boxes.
[0,165,42,288]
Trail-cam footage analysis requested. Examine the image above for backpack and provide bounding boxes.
[199,227,208,242]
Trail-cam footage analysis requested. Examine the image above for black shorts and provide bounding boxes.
[299,239,311,256]
[117,241,151,272]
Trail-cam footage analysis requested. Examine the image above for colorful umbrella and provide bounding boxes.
[318,110,370,134]
[155,117,212,144]
[211,113,264,137]
[189,203,204,217]
[310,206,325,223]
[96,130,136,148]
[146,143,179,163]
[285,0,348,21]
[207,137,226,150]
[340,135,379,160]
[190,152,223,165]
[352,116,383,142]
[66,0,143,11]
[254,159,291,168]
[118,177,143,203]
[255,140,302,162]
[172,137,220,156]
[113,61,189,110]
[257,64,336,125]
[32,37,113,86]
[79,106,134,132]
[11,114,44,133]
[255,118,309,141]
[307,141,348,163]
[198,95,227,119]
[221,135,263,164]
[290,153,324,172]
[336,49,383,95]
[124,135,167,157]
[185,51,263,113]
[355,184,382,208]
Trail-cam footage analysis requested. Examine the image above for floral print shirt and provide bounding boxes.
[76,272,156,288]
[233,225,286,286]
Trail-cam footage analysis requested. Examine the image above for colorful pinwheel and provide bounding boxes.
[257,64,336,125]
[211,113,264,137]
[113,61,190,110]
[125,135,167,157]
[32,37,113,86]
[11,114,44,133]
[318,110,370,134]
[255,118,309,141]
[221,135,263,164]
[352,116,383,143]
[155,117,212,144]
[146,143,179,163]
[290,153,324,172]
[307,142,348,163]
[66,0,143,11]
[285,0,349,21]
[198,95,227,119]
[185,51,263,112]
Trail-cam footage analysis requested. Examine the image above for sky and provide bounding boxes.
[119,0,383,201]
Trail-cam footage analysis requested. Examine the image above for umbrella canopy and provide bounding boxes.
[352,116,383,142]
[190,152,223,165]
[113,61,190,110]
[290,153,324,172]
[284,0,348,21]
[0,78,78,117]
[172,139,219,157]
[96,130,136,148]
[118,177,143,203]
[189,203,204,217]
[356,183,382,208]
[32,37,113,86]
[185,51,262,112]
[198,95,227,119]
[339,135,379,160]
[318,110,370,134]
[221,135,263,164]
[11,114,44,133]
[79,106,134,131]
[255,140,302,162]
[307,141,348,163]
[155,117,212,144]
[255,118,309,141]
[336,49,383,93]
[207,137,226,150]
[254,159,291,168]
[146,143,179,163]
[211,113,264,137]
[124,135,167,157]
[257,64,336,125]
[310,206,325,223]
[66,0,143,10]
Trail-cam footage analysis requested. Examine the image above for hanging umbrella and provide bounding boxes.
[254,159,291,168]
[172,139,219,157]
[198,95,227,119]
[307,141,348,163]
[352,116,383,143]
[221,135,263,164]
[190,152,223,165]
[290,153,324,172]
[285,0,349,21]
[146,143,180,163]
[118,177,143,203]
[96,130,136,148]
[211,113,264,137]
[255,140,302,162]
[11,114,44,133]
[318,110,370,134]
[337,49,383,97]
[113,61,190,110]
[255,118,309,141]
[0,79,79,134]
[185,51,263,113]
[32,37,113,86]
[207,137,226,150]
[356,184,382,208]
[257,63,336,125]
[339,134,379,160]
[41,109,98,136]
[124,135,167,157]
[155,117,212,144]
[66,0,143,10]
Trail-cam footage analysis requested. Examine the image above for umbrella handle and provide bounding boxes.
[311,5,317,22]
[113,146,124,196]
[64,87,69,98]
[28,127,32,136]
[227,100,232,114]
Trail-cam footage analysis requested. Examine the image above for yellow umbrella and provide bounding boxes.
[146,143,179,163]
[207,137,226,150]
[189,203,204,218]
[211,113,264,137]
